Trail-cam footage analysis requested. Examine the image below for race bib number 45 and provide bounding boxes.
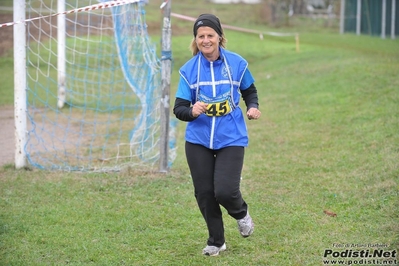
[198,91,234,117]
[205,100,232,116]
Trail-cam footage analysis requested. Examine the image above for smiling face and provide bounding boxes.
[195,26,220,61]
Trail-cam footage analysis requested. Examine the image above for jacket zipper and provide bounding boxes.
[209,61,216,149]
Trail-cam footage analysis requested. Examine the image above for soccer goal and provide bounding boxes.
[13,0,175,172]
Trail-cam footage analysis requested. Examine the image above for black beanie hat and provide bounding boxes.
[193,14,223,37]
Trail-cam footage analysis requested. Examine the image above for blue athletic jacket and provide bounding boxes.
[176,47,255,150]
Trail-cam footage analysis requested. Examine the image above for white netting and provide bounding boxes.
[25,0,175,172]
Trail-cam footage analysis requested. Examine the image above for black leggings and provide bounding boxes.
[185,141,248,247]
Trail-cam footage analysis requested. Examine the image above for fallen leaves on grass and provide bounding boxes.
[323,210,337,217]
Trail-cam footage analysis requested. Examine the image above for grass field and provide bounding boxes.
[1,1,399,265]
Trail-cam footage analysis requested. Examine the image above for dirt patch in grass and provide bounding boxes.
[0,106,14,165]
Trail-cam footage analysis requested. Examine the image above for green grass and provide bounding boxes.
[1,1,399,265]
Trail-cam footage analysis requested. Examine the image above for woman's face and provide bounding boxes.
[195,26,220,61]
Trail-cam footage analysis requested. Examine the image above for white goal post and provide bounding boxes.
[14,0,27,169]
[13,0,175,172]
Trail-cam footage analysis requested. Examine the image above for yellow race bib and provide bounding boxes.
[198,91,234,117]
[205,99,232,116]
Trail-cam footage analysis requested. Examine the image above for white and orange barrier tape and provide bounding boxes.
[0,1,299,52]
[171,12,300,52]
[0,0,141,28]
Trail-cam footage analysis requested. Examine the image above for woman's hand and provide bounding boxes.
[192,101,208,117]
[247,107,261,120]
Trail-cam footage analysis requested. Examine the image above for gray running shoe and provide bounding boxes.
[202,243,227,256]
[237,212,254,237]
